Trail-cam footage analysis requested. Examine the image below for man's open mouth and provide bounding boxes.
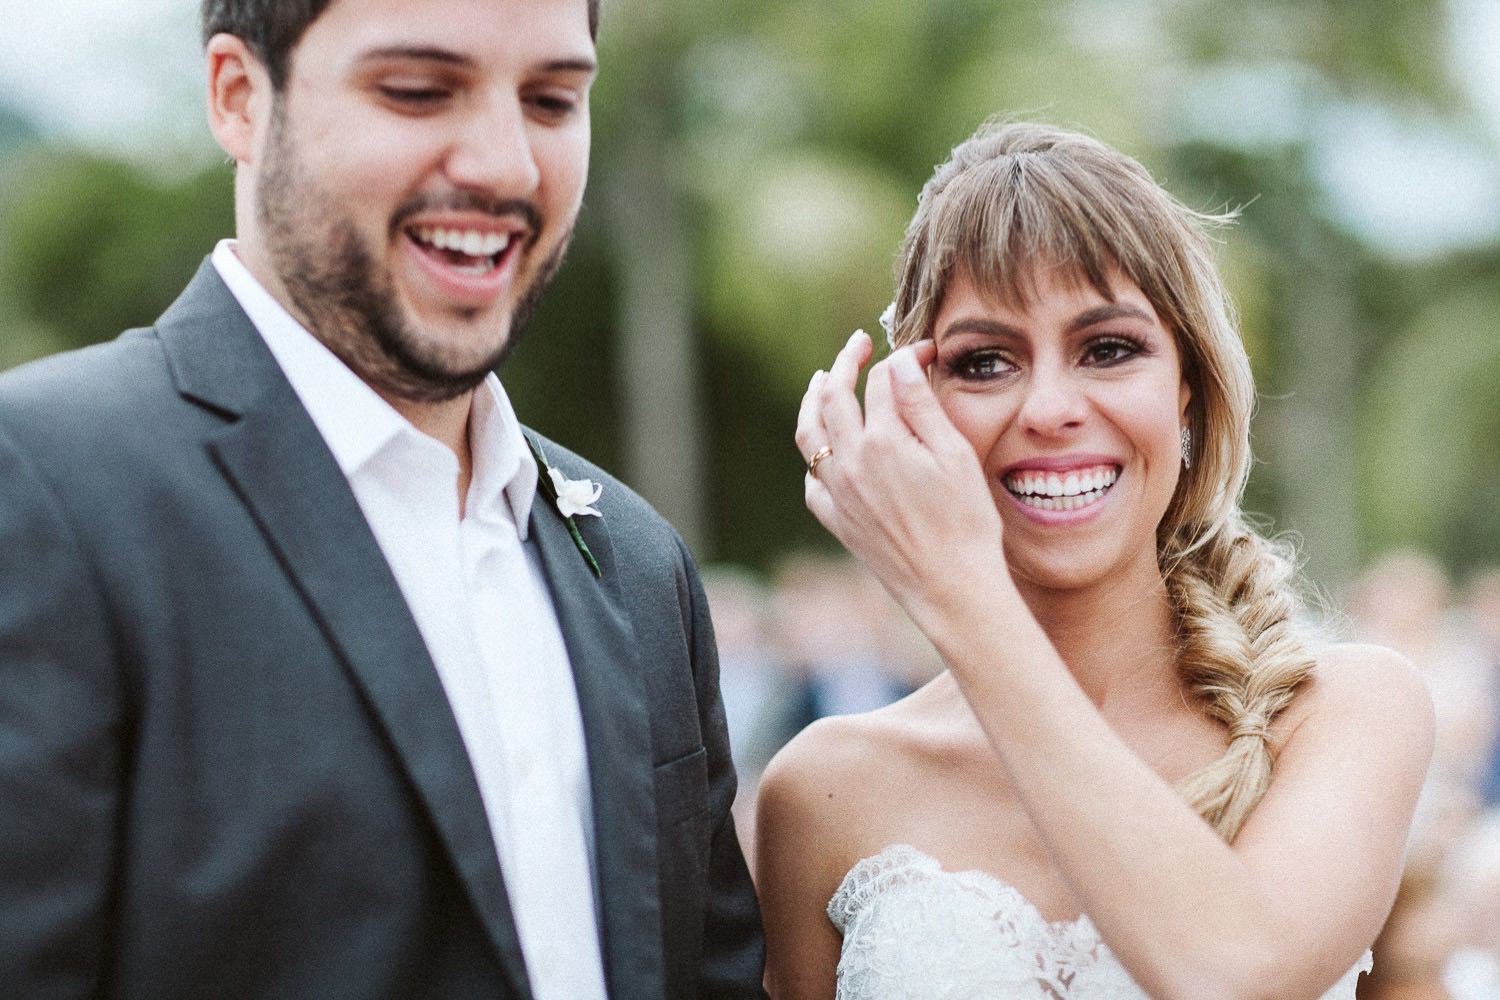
[406,225,519,276]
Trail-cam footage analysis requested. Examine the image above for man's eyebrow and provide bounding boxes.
[1065,303,1153,333]
[354,47,598,76]
[356,46,475,67]
[540,57,599,75]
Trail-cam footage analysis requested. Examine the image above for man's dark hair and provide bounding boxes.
[201,0,602,90]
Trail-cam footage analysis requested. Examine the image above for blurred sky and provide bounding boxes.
[0,0,208,161]
[4,0,1500,258]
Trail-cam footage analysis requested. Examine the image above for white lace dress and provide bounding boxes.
[827,845,1372,1000]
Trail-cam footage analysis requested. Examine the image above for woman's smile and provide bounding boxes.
[930,268,1189,589]
[1001,459,1122,518]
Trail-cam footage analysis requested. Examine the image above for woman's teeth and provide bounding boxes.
[1002,465,1119,512]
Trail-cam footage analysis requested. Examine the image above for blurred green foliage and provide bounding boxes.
[0,151,233,351]
[1,0,1497,583]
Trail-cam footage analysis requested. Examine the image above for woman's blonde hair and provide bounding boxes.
[888,119,1314,841]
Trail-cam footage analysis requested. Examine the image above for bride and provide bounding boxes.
[757,120,1434,1000]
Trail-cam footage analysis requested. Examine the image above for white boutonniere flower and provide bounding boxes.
[526,436,604,578]
[548,467,603,518]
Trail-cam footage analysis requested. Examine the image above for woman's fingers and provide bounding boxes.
[819,329,872,452]
[797,335,1005,609]
[866,343,951,456]
[861,355,897,433]
[803,470,841,534]
[794,368,828,464]
[889,342,959,451]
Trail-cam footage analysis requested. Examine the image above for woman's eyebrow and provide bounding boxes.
[937,317,1024,342]
[1065,303,1153,333]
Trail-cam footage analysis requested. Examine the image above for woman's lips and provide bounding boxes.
[1001,463,1121,518]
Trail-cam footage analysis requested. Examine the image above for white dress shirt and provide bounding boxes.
[212,241,609,1000]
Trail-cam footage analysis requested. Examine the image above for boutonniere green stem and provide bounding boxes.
[526,437,603,578]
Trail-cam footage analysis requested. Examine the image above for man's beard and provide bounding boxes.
[256,106,569,403]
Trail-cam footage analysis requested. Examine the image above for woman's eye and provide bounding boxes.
[948,350,1013,380]
[1082,337,1142,366]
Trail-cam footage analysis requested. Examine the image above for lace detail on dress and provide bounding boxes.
[827,844,1372,1000]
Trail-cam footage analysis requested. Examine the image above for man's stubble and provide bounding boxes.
[255,100,571,404]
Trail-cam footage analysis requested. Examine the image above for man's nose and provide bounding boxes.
[446,98,541,197]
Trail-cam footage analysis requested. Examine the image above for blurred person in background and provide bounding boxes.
[1438,808,1500,999]
[770,554,913,737]
[757,120,1433,1000]
[1351,552,1494,805]
[712,557,931,869]
[703,564,799,862]
[1347,551,1452,666]
[704,565,796,783]
[1357,862,1462,1000]
[1347,555,1500,1000]
[1462,568,1500,807]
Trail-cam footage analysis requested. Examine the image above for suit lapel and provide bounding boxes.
[157,262,534,998]
[527,474,664,1000]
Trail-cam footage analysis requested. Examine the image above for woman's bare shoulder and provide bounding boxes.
[1305,642,1430,713]
[771,675,970,776]
[1282,641,1435,758]
[761,700,923,807]
[756,680,967,871]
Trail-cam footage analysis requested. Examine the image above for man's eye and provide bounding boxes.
[378,85,451,106]
[1082,337,1142,366]
[527,94,579,119]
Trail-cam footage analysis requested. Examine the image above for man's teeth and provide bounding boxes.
[1003,466,1119,511]
[412,226,512,258]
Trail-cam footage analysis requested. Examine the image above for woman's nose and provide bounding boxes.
[1016,366,1088,437]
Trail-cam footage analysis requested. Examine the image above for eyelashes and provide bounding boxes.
[942,348,1013,381]
[940,334,1150,382]
[1081,335,1147,366]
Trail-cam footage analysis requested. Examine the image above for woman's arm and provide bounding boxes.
[943,607,1430,1000]
[796,334,1435,1000]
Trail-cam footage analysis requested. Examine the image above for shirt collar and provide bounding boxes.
[211,239,539,535]
[468,374,540,538]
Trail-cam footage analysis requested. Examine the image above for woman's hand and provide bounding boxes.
[795,329,1012,625]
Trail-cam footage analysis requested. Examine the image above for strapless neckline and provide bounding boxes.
[826,843,1373,1000]
[844,844,1092,927]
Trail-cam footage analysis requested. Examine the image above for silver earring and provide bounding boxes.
[1180,426,1192,469]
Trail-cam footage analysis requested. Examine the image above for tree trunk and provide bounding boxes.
[601,101,707,556]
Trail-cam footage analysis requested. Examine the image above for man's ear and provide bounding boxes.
[205,33,273,165]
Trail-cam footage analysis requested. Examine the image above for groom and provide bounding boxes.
[0,1,763,998]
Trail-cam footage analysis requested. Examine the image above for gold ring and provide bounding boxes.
[806,445,833,477]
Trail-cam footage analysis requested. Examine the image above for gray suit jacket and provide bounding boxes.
[0,262,765,999]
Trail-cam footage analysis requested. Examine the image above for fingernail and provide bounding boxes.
[849,328,867,347]
[808,369,825,391]
[891,348,923,386]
